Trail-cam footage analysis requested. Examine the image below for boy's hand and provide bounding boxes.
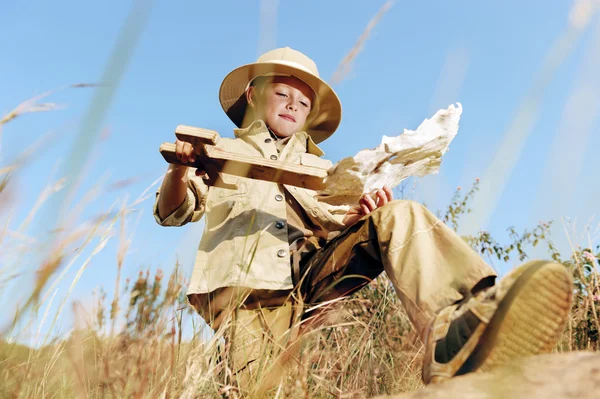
[175,138,206,177]
[342,185,394,227]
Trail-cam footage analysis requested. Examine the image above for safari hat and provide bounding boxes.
[219,47,342,144]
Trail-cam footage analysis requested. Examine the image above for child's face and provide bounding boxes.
[248,76,314,138]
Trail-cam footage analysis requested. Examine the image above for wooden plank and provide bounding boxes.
[161,124,328,190]
[159,142,187,166]
[175,125,220,146]
[204,145,327,190]
[159,142,327,190]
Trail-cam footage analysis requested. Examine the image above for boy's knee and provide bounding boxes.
[378,199,424,217]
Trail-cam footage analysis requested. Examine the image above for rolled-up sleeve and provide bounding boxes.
[153,170,208,227]
[317,201,351,230]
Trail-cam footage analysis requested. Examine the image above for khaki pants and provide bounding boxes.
[220,200,496,391]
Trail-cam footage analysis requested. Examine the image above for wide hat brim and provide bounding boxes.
[219,61,342,144]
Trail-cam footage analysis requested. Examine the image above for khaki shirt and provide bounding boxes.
[270,134,325,244]
[153,120,350,299]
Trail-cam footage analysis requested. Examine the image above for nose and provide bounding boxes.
[286,101,297,112]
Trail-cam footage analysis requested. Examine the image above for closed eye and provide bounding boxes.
[300,101,309,108]
[276,92,288,97]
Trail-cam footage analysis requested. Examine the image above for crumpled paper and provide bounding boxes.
[316,103,462,206]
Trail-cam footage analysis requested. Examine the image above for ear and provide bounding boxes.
[246,86,256,108]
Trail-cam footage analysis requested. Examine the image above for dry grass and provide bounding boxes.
[1,213,598,398]
[0,88,437,398]
[2,3,599,392]
[1,111,598,397]
[330,1,395,86]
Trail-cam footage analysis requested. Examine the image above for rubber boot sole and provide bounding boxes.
[455,260,573,376]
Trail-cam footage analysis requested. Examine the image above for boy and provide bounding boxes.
[154,47,573,391]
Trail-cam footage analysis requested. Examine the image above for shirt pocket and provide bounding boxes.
[300,153,333,170]
[210,175,248,196]
[206,177,249,228]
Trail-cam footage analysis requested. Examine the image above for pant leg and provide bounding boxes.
[300,200,497,339]
[227,301,303,394]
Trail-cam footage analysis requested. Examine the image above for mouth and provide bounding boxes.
[279,114,296,123]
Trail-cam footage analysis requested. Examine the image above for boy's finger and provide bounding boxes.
[182,142,193,164]
[183,142,193,155]
[361,203,370,215]
[383,185,393,201]
[175,140,184,160]
[195,168,206,177]
[364,194,377,211]
[377,189,388,206]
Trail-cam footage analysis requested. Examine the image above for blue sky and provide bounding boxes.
[1,1,599,344]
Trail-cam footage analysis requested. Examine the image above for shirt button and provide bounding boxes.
[275,221,285,229]
[265,138,272,143]
[270,154,278,160]
[275,194,283,201]
[277,249,287,258]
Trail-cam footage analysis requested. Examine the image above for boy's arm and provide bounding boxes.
[296,153,352,231]
[154,164,208,227]
[156,164,189,220]
[316,200,352,229]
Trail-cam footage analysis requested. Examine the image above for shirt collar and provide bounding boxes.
[234,119,325,157]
